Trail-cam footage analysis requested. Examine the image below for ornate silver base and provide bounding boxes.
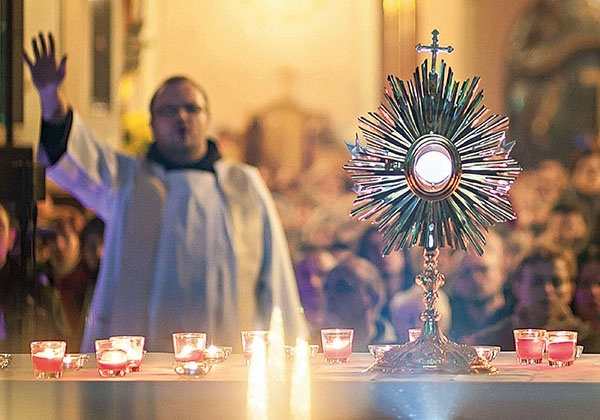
[366,322,497,374]
[366,248,498,375]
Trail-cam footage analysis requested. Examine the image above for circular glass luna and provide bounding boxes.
[405,134,461,200]
[414,147,452,187]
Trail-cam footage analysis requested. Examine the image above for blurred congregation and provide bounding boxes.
[264,149,600,352]
[2,0,600,355]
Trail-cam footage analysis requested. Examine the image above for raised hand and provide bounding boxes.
[23,32,66,92]
[23,32,68,122]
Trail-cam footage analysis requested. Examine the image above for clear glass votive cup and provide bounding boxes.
[0,353,12,369]
[95,339,129,377]
[576,345,584,359]
[30,340,67,379]
[283,344,320,360]
[203,344,230,364]
[408,328,421,343]
[321,328,354,364]
[110,335,146,372]
[546,330,578,367]
[62,353,89,371]
[513,329,547,365]
[172,333,207,362]
[172,332,210,379]
[241,330,270,365]
[172,360,212,378]
[473,345,501,363]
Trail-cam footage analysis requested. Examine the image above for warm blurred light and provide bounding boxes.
[383,0,415,15]
[247,335,267,420]
[244,0,322,22]
[290,338,311,420]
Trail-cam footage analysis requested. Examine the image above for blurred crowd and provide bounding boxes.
[0,192,104,353]
[276,149,600,352]
[1,147,600,354]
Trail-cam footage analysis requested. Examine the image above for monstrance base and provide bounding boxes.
[366,334,498,375]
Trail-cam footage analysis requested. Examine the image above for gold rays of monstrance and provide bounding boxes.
[344,30,521,374]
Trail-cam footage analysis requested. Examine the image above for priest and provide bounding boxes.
[24,32,308,352]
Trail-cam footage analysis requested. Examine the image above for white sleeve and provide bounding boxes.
[40,112,139,220]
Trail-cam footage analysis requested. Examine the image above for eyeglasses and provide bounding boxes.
[154,104,205,117]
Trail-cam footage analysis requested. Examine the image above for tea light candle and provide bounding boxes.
[546,330,578,367]
[62,354,74,369]
[31,340,67,379]
[62,354,89,371]
[110,336,145,372]
[97,350,129,370]
[175,345,205,362]
[32,348,64,372]
[204,345,226,364]
[324,338,352,359]
[321,328,354,364]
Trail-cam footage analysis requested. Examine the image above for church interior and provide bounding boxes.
[1,1,600,418]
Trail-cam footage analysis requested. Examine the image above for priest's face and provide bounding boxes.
[150,79,210,165]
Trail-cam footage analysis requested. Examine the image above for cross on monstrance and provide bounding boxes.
[416,29,454,77]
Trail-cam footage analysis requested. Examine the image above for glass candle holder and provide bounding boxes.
[30,341,67,379]
[110,335,146,372]
[513,329,546,365]
[62,354,89,371]
[95,339,129,377]
[576,345,584,359]
[241,330,270,365]
[172,360,212,378]
[172,333,207,362]
[202,344,233,364]
[473,346,501,363]
[0,353,12,369]
[283,344,320,360]
[321,328,354,364]
[546,330,578,367]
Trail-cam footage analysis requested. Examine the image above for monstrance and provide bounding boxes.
[344,29,521,374]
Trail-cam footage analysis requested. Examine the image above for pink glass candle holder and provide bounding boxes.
[241,330,270,365]
[321,328,354,364]
[110,335,146,372]
[546,330,578,367]
[172,333,207,362]
[95,339,129,377]
[513,329,546,365]
[30,340,67,379]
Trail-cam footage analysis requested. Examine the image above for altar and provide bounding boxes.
[1,352,600,420]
